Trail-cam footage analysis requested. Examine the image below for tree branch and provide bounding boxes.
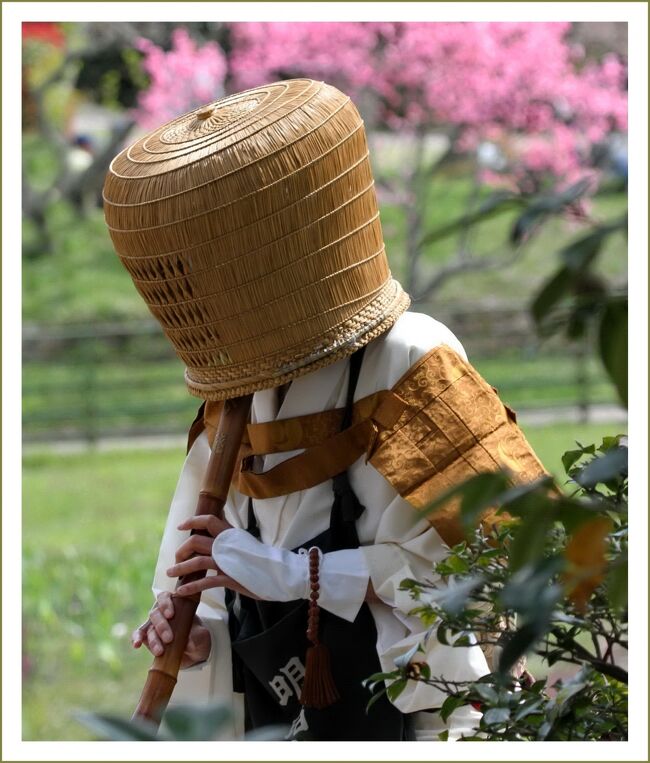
[412,243,526,303]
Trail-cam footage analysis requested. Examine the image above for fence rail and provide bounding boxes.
[22,310,618,444]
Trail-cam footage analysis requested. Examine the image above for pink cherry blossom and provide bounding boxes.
[228,22,627,185]
[133,27,227,129]
[133,23,627,187]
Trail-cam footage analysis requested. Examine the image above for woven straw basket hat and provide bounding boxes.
[103,79,410,400]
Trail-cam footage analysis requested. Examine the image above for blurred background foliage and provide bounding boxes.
[21,21,627,740]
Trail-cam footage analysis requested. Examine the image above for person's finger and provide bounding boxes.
[131,623,150,648]
[176,574,259,599]
[146,624,165,657]
[175,575,228,597]
[174,534,214,563]
[156,590,174,619]
[167,554,217,579]
[149,607,174,644]
[177,515,229,536]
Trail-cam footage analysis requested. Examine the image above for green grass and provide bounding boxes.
[21,418,626,740]
[22,447,185,740]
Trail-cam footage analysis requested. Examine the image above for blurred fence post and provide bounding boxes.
[82,341,98,447]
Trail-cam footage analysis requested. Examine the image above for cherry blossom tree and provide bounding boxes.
[132,23,627,301]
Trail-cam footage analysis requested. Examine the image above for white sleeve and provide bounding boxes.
[212,527,369,622]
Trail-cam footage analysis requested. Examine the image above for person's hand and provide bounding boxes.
[130,591,211,669]
[166,515,261,600]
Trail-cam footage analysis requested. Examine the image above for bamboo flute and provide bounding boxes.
[132,394,253,727]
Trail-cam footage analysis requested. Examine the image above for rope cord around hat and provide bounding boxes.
[184,289,408,396]
[182,282,401,382]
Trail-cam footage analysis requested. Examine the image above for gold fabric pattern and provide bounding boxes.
[367,345,547,545]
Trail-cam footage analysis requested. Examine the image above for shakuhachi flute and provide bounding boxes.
[133,394,253,726]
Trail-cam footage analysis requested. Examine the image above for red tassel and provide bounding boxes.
[300,642,340,709]
[299,547,340,709]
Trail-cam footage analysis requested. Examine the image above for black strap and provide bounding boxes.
[340,346,366,432]
[186,401,206,454]
[330,347,367,545]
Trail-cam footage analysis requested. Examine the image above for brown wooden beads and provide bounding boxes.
[306,547,322,645]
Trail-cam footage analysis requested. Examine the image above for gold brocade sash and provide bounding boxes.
[202,390,408,499]
[196,344,547,546]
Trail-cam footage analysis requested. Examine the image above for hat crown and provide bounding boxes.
[104,79,409,400]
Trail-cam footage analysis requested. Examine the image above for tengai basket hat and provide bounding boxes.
[103,78,410,400]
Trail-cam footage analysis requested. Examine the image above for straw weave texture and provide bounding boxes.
[104,79,409,399]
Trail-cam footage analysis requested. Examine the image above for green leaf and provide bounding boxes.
[607,556,628,611]
[554,495,600,533]
[162,702,232,741]
[74,711,161,741]
[428,575,485,615]
[440,694,465,723]
[530,266,572,328]
[599,434,626,453]
[436,622,450,646]
[421,471,511,532]
[560,230,604,272]
[363,671,401,688]
[386,678,408,702]
[514,698,545,721]
[399,578,422,591]
[598,298,628,407]
[437,729,449,741]
[508,510,554,571]
[554,672,589,714]
[473,683,499,704]
[444,554,470,574]
[482,706,511,726]
[365,685,388,713]
[562,448,587,474]
[497,623,542,675]
[458,472,513,529]
[575,447,628,488]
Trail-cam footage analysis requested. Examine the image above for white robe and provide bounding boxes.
[153,311,488,740]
